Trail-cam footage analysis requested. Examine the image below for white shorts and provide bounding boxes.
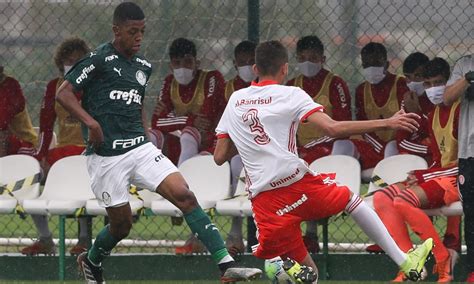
[86,142,178,207]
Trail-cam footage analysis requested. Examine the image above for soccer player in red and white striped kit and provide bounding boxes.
[214,40,433,283]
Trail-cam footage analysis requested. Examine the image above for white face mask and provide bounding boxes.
[425,85,446,105]
[363,66,386,84]
[407,81,425,96]
[173,68,194,85]
[237,65,256,83]
[297,61,321,78]
[64,65,73,76]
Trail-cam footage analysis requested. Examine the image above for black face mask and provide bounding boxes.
[466,85,474,101]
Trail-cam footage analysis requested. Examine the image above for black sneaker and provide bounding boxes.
[282,258,318,283]
[77,252,105,284]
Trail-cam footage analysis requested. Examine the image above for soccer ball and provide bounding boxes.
[264,257,294,283]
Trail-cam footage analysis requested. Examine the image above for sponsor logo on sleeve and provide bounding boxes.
[136,58,151,68]
[75,64,95,84]
[105,55,118,62]
[109,89,142,105]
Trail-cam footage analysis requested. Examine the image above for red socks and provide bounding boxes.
[394,189,449,263]
[373,184,412,252]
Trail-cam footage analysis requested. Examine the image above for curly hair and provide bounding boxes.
[54,37,89,73]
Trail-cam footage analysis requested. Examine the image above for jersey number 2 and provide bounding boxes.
[242,109,270,145]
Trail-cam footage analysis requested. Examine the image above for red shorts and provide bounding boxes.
[298,142,333,164]
[251,173,351,261]
[419,176,459,209]
[46,145,85,165]
[351,139,384,169]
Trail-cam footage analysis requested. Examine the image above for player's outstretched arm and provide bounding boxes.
[56,81,104,149]
[306,109,420,138]
[444,77,469,106]
[214,136,238,165]
[444,75,470,106]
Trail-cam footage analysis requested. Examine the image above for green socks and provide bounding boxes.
[184,206,231,263]
[88,225,119,265]
[88,208,232,266]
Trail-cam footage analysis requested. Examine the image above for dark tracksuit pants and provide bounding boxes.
[459,157,474,272]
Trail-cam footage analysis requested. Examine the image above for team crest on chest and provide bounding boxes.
[136,70,147,86]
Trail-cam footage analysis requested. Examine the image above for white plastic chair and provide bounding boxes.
[365,154,428,208]
[22,155,95,281]
[23,155,94,215]
[424,201,463,216]
[365,155,463,217]
[216,169,252,217]
[151,155,231,217]
[367,154,428,194]
[0,155,41,213]
[137,188,163,209]
[309,155,361,195]
[309,155,361,257]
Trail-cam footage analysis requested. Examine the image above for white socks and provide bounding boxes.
[331,139,358,157]
[229,155,244,238]
[178,131,200,166]
[148,129,164,149]
[230,155,243,195]
[345,194,406,266]
[384,140,399,157]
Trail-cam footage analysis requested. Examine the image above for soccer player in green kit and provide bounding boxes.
[56,2,261,283]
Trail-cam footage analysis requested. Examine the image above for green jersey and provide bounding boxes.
[65,42,152,156]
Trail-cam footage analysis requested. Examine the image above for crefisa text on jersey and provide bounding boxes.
[109,89,142,105]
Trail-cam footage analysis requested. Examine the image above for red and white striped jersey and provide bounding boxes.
[216,80,322,197]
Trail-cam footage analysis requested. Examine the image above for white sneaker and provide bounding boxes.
[221,267,262,283]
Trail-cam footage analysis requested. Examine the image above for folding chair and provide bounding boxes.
[365,154,428,208]
[309,155,361,279]
[0,154,41,215]
[216,168,252,217]
[309,155,361,194]
[151,155,231,216]
[22,155,94,280]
